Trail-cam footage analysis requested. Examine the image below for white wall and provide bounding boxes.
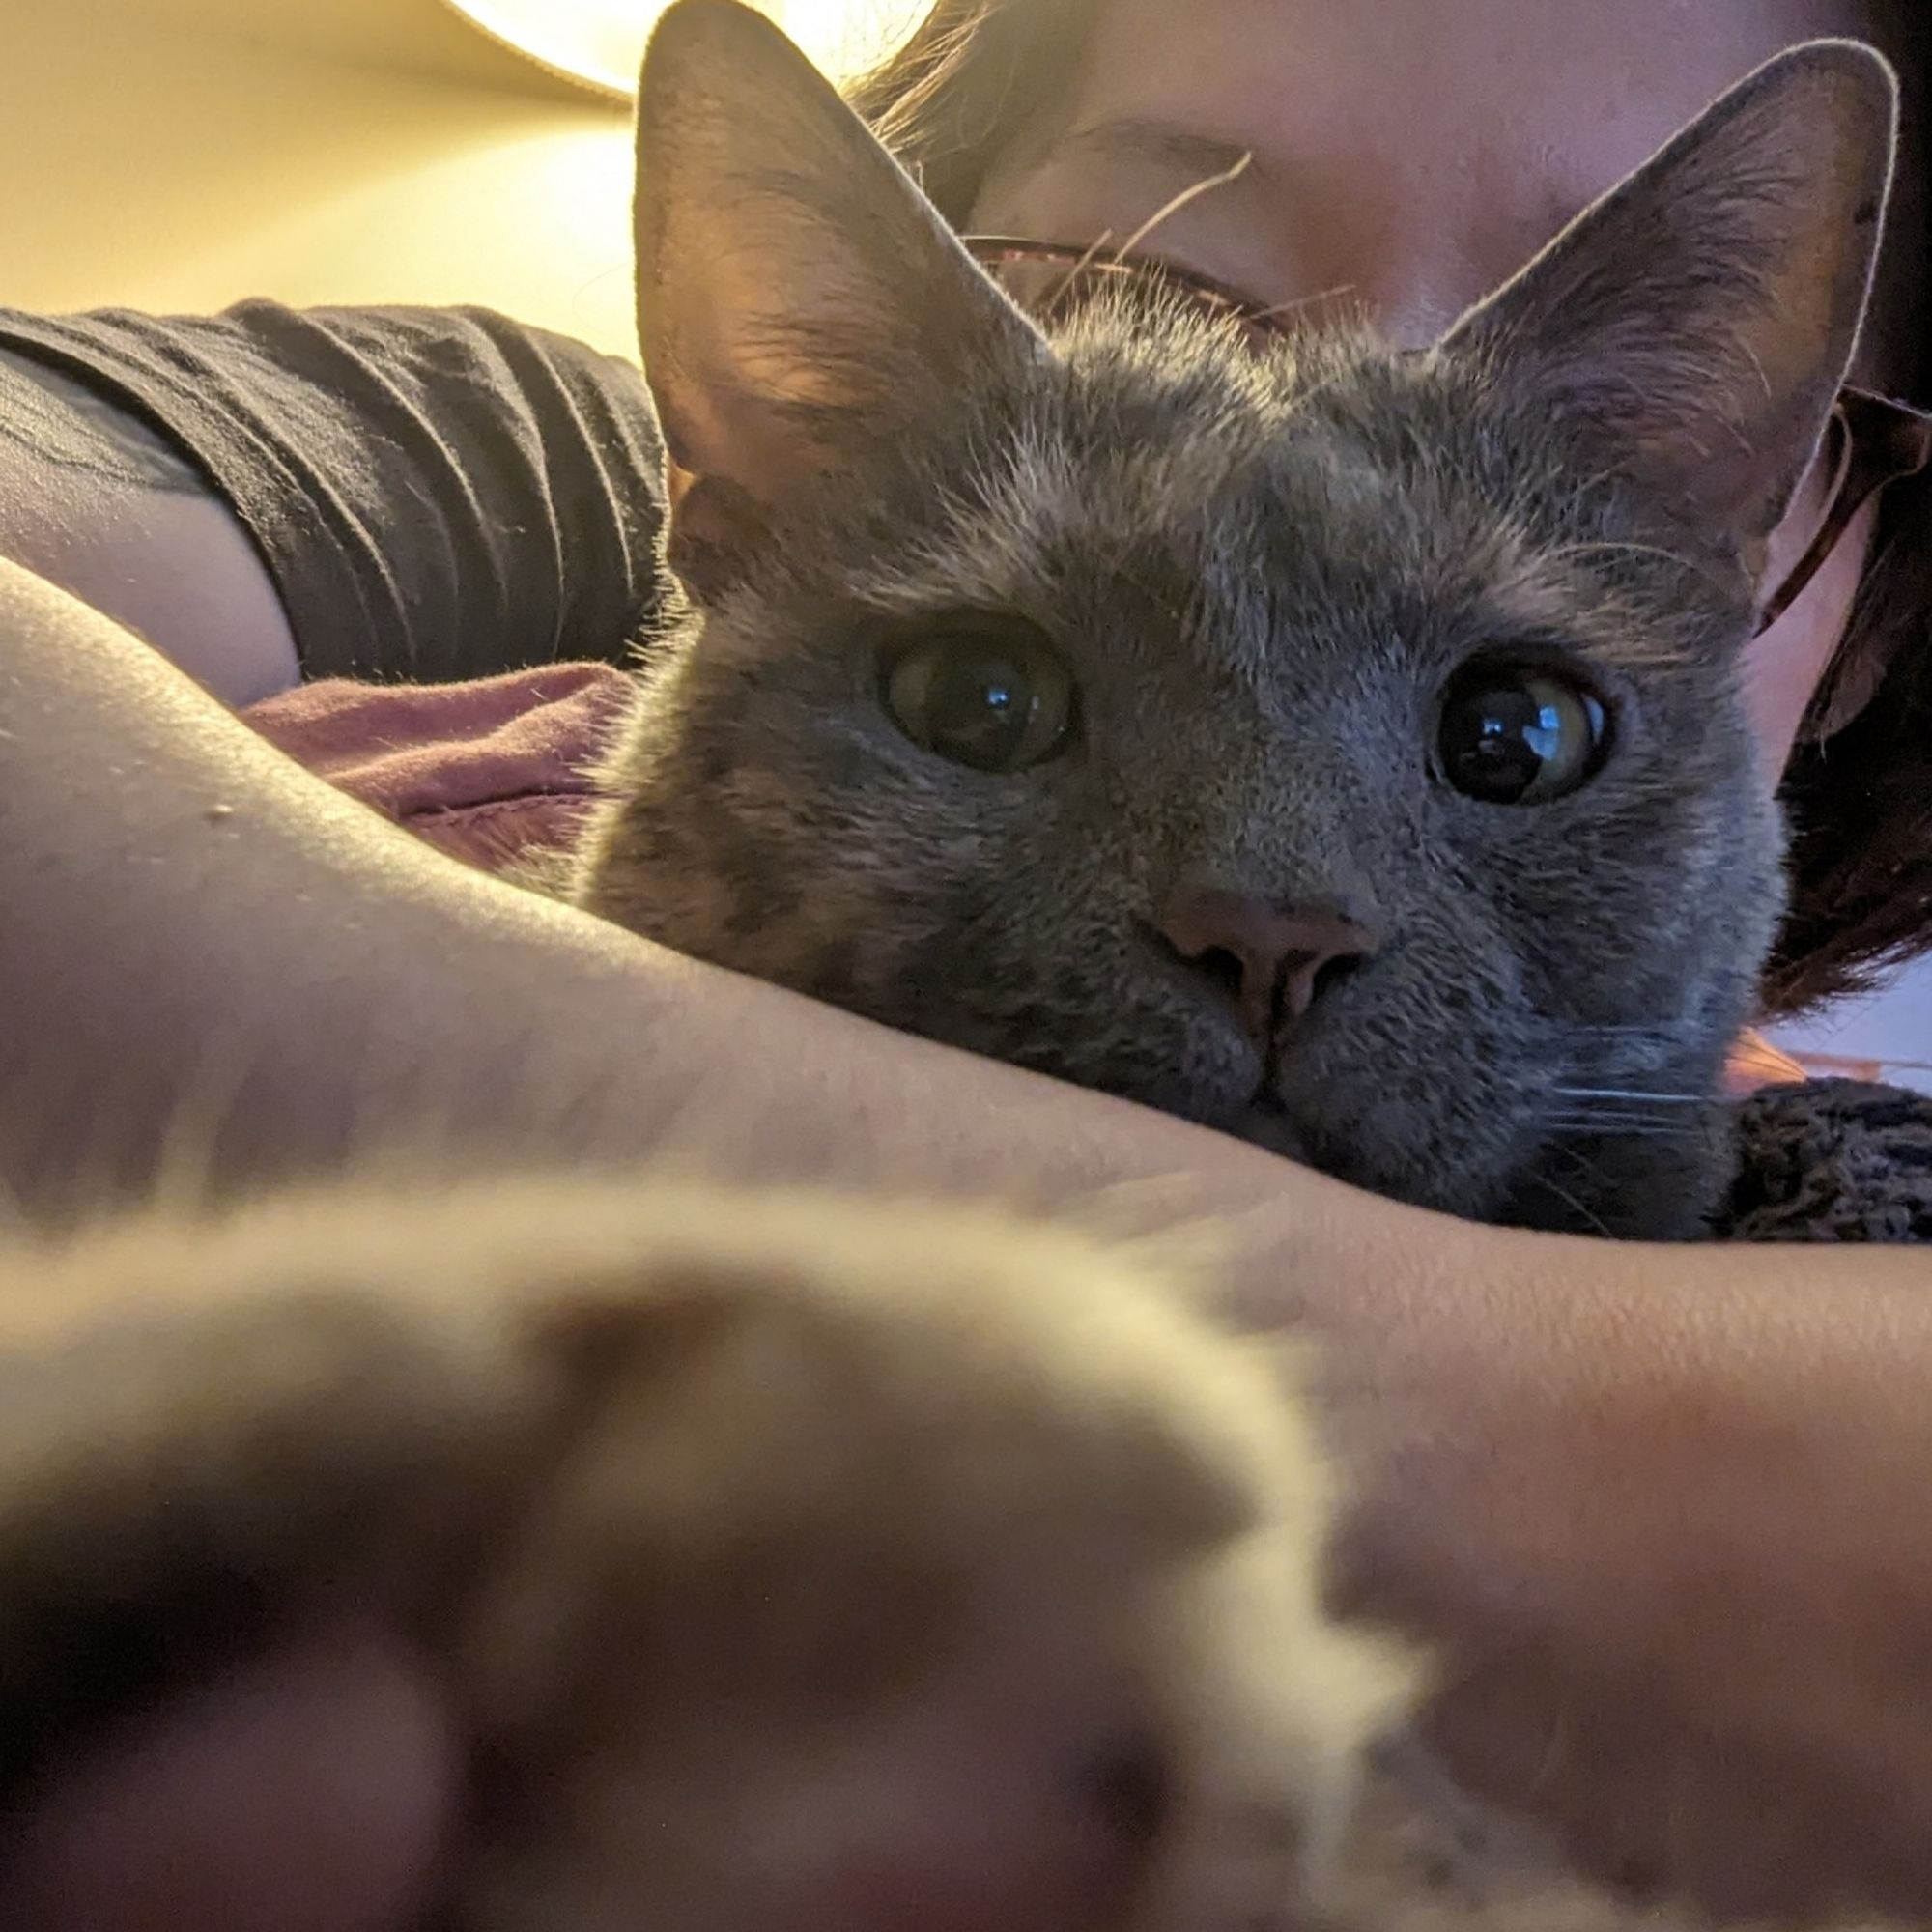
[0,0,640,355]
[1769,976,1932,1090]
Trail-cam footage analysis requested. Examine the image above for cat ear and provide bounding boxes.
[1442,41,1895,565]
[634,0,1048,586]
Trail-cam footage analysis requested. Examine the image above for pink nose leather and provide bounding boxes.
[1154,889,1378,1044]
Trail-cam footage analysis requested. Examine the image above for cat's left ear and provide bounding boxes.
[1442,40,1896,572]
[633,0,1048,589]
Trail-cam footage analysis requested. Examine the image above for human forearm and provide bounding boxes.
[1331,1226,1932,1917]
[0,557,1365,1239]
[0,346,298,703]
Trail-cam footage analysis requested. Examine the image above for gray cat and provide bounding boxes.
[571,0,1893,1241]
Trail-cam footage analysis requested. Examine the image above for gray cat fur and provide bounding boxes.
[573,1,1895,1240]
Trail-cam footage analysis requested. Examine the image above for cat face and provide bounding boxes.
[577,3,1894,1237]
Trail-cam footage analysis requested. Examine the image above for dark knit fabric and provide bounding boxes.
[1721,1078,1932,1242]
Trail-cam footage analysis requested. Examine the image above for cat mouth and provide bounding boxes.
[1236,1086,1378,1190]
[1235,1090,1311,1163]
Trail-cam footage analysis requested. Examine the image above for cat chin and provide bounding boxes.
[1224,1093,1533,1229]
[1506,1116,1733,1243]
[1229,1095,1725,1239]
[1230,1094,1312,1166]
[1221,1098,1423,1210]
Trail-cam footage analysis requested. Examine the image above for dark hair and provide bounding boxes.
[849,0,1932,1014]
[1771,4,1932,1010]
[846,0,1095,227]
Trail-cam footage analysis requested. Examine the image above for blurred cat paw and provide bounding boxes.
[0,1177,1409,1931]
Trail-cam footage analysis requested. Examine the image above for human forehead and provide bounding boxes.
[973,0,1882,327]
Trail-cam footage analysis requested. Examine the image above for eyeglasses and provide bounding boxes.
[961,235,1932,638]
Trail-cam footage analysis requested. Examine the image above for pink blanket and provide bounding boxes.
[245,662,633,877]
[243,665,1843,1098]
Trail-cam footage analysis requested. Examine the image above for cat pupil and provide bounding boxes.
[1437,665,1605,806]
[934,655,1029,765]
[881,626,1078,774]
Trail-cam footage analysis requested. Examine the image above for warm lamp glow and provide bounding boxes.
[442,0,924,98]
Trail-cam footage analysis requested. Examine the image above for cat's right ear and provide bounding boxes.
[1442,41,1895,585]
[634,0,1049,592]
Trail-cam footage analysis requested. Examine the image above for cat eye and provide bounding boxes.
[881,622,1078,774]
[1435,662,1607,807]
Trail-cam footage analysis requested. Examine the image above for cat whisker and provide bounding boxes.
[1249,284,1358,327]
[1110,154,1256,267]
[1546,1103,1698,1122]
[1545,1117,1703,1141]
[1560,1022,1681,1037]
[1549,500,1737,600]
[1547,537,1707,577]
[1520,1168,1613,1238]
[1045,230,1119,315]
[1550,1085,1707,1105]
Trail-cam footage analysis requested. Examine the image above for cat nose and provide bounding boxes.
[1152,889,1378,1042]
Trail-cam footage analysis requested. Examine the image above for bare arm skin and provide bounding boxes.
[6,558,1932,1920]
[0,346,299,703]
[1329,1236,1932,1916]
[0,554,1393,1226]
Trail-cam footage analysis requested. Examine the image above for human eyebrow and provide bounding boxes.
[1042,116,1263,189]
[1025,116,1278,272]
